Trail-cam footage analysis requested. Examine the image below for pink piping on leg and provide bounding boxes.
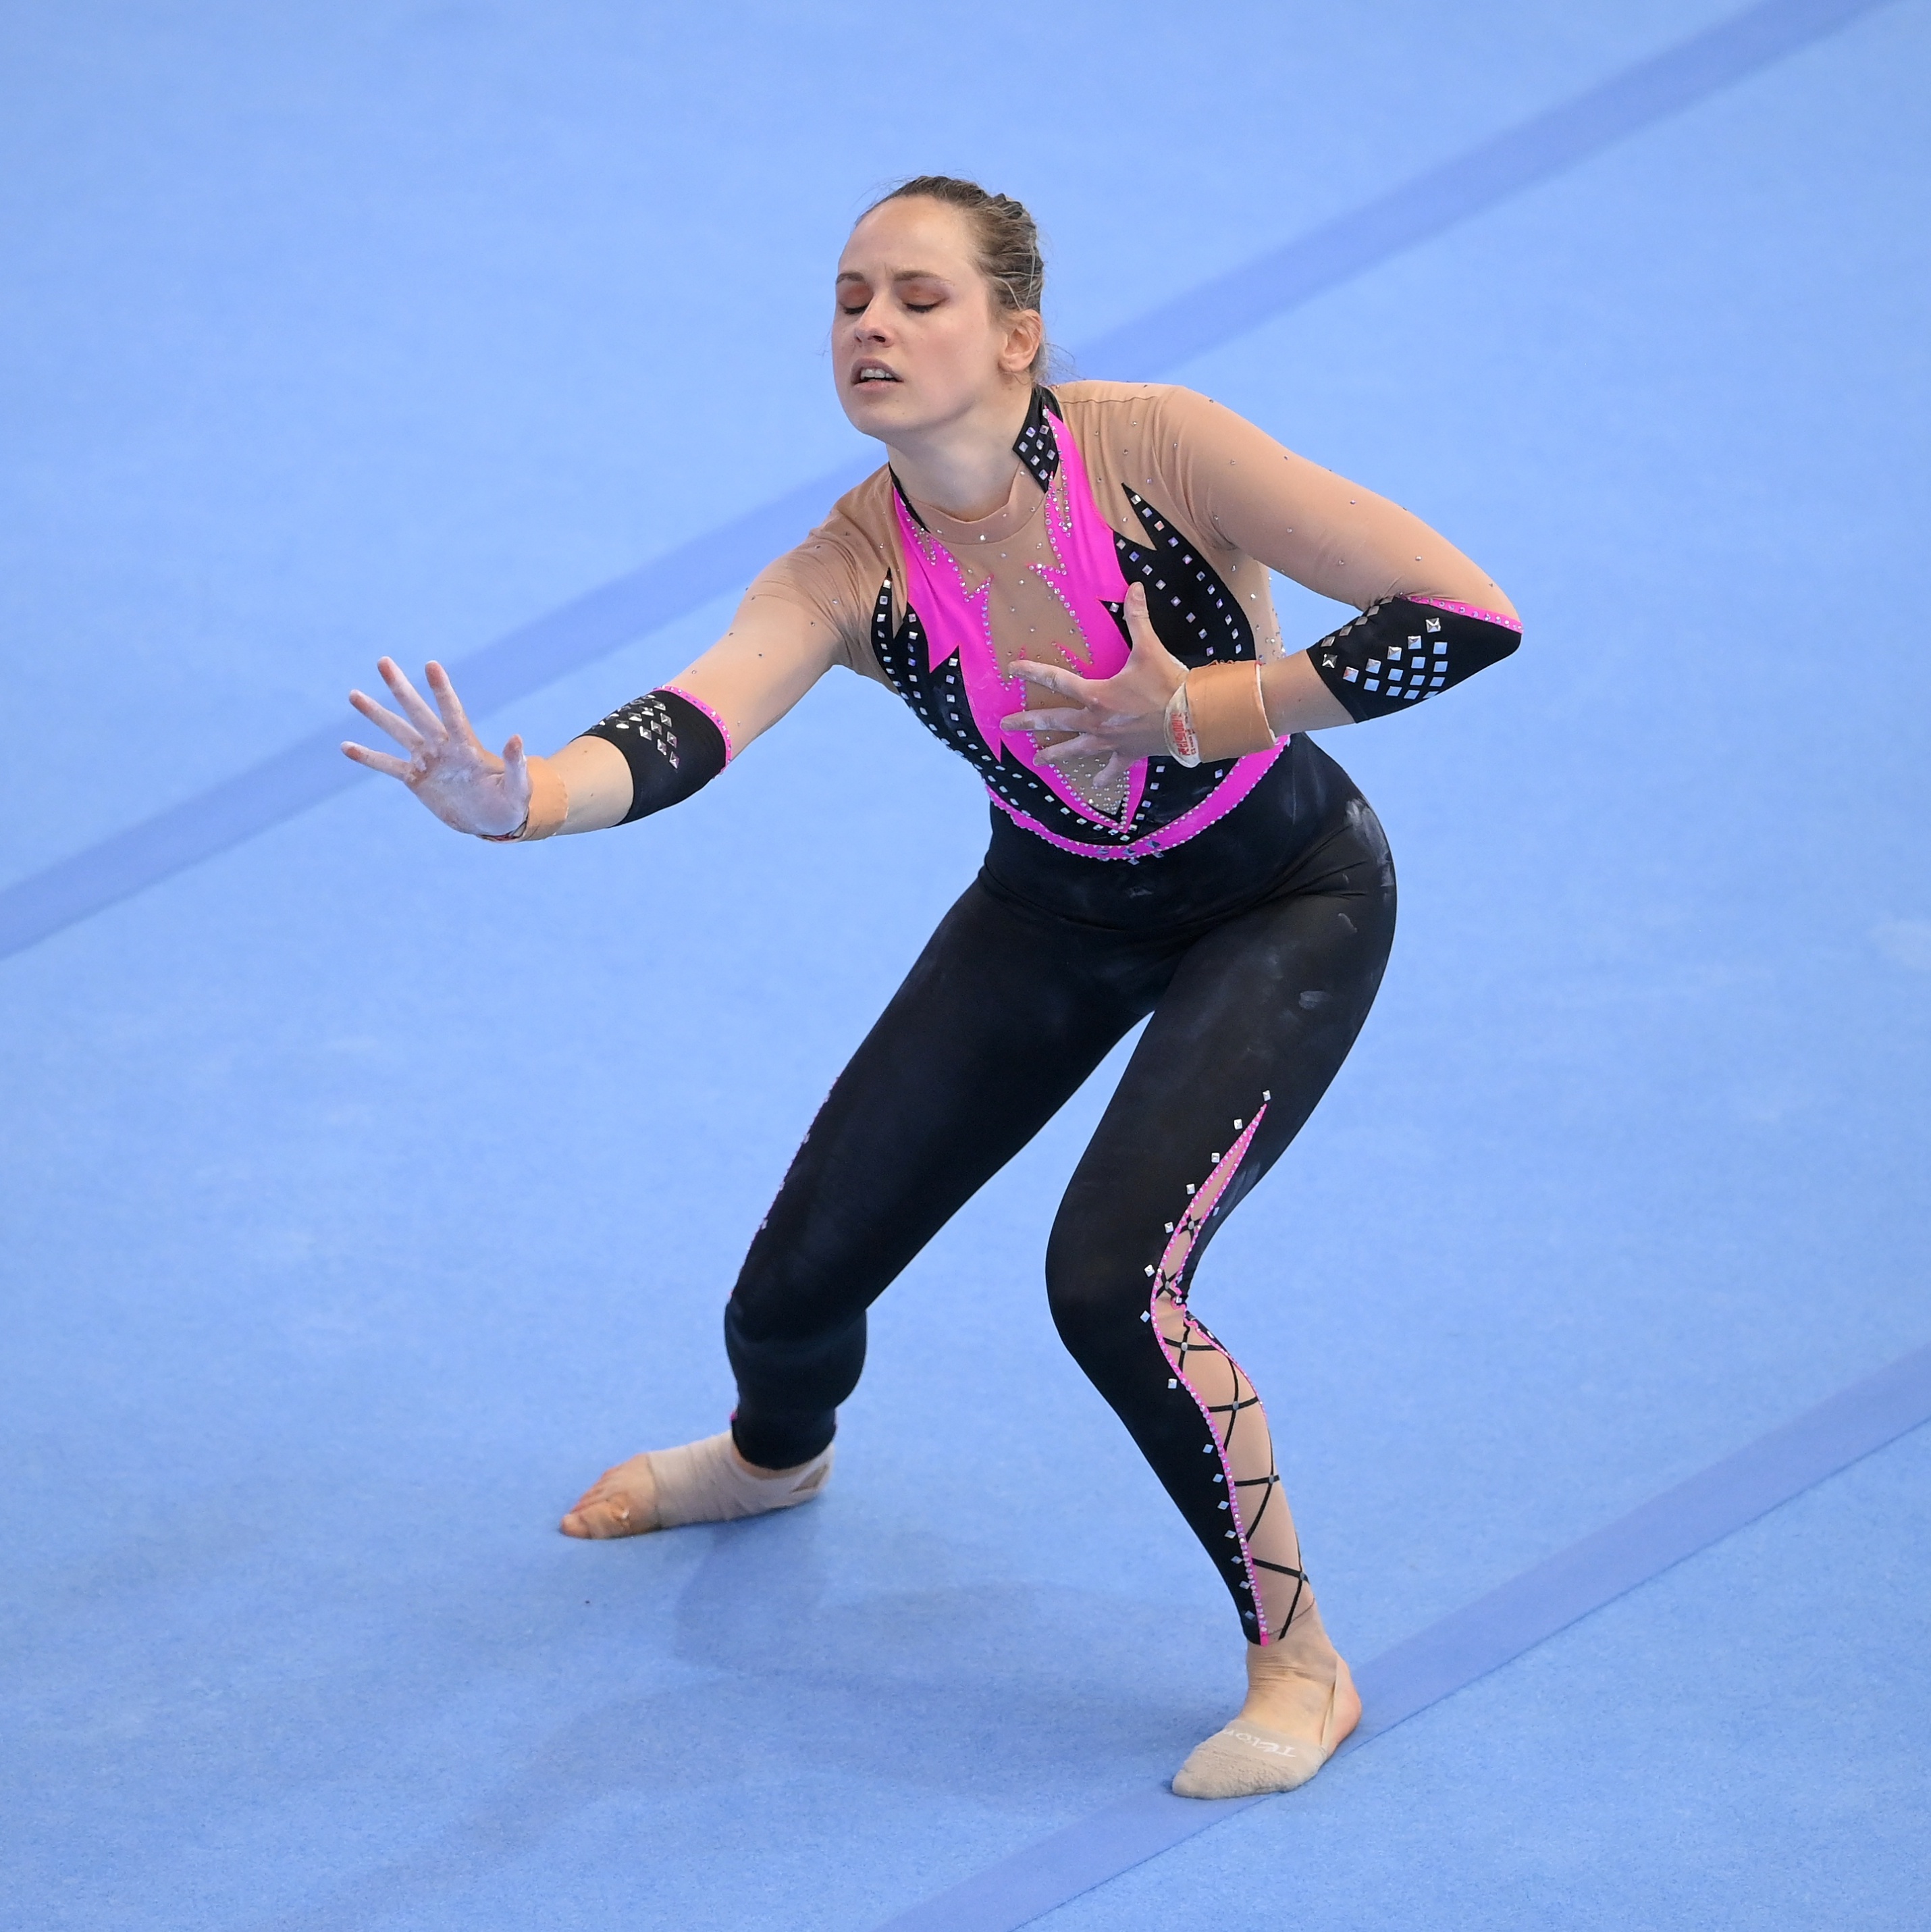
[1146,1105,1279,1640]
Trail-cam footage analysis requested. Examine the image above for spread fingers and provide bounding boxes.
[348,687,425,750]
[341,741,416,778]
[1032,734,1111,765]
[423,660,478,743]
[1007,658,1091,700]
[1000,706,1093,733]
[376,657,448,741]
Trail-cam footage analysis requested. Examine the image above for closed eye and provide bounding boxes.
[838,298,938,315]
[835,272,951,317]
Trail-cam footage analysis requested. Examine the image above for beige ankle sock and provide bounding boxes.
[561,1433,833,1538]
[1171,1650,1358,1800]
[649,1433,834,1528]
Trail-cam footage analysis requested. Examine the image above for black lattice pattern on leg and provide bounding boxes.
[1153,1284,1309,1641]
[1142,1096,1310,1642]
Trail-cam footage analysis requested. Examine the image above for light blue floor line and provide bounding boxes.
[873,1340,1931,1932]
[0,0,1888,965]
[1076,0,1891,376]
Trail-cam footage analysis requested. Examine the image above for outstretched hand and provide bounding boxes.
[342,658,533,837]
[1001,581,1186,790]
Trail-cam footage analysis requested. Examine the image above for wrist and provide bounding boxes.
[475,755,569,841]
[1184,659,1276,762]
[1163,673,1201,766]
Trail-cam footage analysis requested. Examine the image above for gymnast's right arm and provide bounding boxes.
[340,581,847,841]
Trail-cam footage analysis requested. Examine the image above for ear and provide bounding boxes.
[999,309,1045,376]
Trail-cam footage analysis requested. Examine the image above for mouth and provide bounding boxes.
[850,361,902,388]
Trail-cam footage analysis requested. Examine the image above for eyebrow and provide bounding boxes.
[835,268,953,285]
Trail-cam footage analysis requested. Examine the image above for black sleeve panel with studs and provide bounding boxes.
[579,689,728,825]
[1308,596,1523,723]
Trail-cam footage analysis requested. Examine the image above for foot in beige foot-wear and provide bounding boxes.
[559,1432,833,1538]
[1171,1645,1361,1799]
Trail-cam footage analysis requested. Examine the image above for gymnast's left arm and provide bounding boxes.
[1170,390,1522,743]
[999,393,1523,771]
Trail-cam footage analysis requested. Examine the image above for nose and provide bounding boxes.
[851,296,892,342]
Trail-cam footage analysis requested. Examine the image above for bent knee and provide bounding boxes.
[1044,1224,1147,1361]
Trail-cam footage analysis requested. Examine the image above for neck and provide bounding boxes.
[884,380,1034,520]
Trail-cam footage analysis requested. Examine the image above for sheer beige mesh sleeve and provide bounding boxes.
[658,479,896,757]
[1144,386,1516,619]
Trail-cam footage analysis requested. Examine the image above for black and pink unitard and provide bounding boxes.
[581,382,1520,1644]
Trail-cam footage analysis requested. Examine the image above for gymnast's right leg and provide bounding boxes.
[562,877,1145,1538]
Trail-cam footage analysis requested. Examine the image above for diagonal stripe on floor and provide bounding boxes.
[0,0,1890,965]
[873,1340,1931,1931]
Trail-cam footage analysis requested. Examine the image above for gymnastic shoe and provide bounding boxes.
[560,1432,833,1538]
[1171,1651,1360,1798]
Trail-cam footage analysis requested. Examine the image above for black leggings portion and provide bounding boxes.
[725,742,1397,1639]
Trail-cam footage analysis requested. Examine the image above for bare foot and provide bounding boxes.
[560,1452,662,1539]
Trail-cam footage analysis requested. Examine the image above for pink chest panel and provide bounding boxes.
[880,398,1285,862]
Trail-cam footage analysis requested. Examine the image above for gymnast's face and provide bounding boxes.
[834,197,1040,443]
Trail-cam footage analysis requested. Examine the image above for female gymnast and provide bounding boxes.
[342,176,1520,1798]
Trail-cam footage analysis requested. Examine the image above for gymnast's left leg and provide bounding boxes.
[1046,838,1396,1797]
